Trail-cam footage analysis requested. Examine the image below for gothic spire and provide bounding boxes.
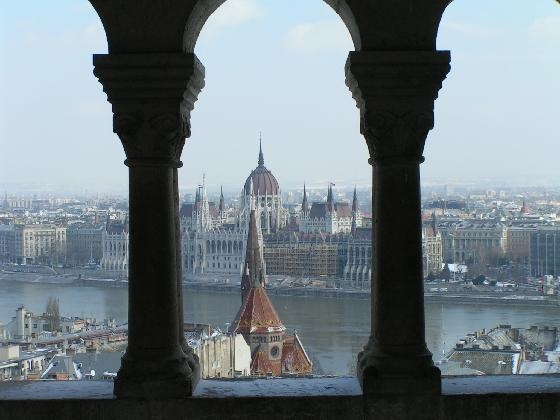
[351,186,358,235]
[431,211,437,236]
[301,183,309,213]
[258,133,264,167]
[327,183,334,212]
[352,185,358,212]
[219,185,224,213]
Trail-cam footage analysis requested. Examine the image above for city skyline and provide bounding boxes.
[1,1,559,193]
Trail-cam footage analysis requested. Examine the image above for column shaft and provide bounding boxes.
[372,161,426,354]
[346,50,450,395]
[115,165,192,398]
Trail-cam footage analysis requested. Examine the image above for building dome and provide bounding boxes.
[243,142,280,196]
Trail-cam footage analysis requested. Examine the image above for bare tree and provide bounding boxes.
[469,245,504,277]
[45,296,61,332]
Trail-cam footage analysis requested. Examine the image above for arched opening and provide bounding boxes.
[428,0,560,376]
[177,0,369,378]
[184,0,361,53]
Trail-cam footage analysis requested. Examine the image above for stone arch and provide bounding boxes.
[183,0,361,53]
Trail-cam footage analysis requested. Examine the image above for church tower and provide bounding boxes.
[230,209,286,375]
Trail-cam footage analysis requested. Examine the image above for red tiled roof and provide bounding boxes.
[230,287,286,335]
[281,334,313,375]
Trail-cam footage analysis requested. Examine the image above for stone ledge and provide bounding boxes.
[2,375,560,400]
[0,376,559,420]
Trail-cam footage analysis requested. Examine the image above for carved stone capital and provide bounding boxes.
[93,53,205,167]
[345,51,450,165]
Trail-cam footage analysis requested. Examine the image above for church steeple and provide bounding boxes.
[241,209,265,303]
[258,133,264,167]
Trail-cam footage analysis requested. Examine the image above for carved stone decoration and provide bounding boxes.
[346,51,450,396]
[345,51,450,165]
[94,53,205,167]
[112,112,187,167]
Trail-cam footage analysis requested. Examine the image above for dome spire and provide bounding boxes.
[258,132,264,167]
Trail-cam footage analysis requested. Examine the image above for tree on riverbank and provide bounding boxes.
[45,296,61,332]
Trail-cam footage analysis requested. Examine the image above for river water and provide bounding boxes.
[1,281,559,375]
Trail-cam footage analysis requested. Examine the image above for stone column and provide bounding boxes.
[346,51,450,395]
[93,53,204,399]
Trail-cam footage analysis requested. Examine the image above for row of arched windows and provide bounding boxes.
[348,245,370,263]
[205,240,243,254]
[105,242,126,252]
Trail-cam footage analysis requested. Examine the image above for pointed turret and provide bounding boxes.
[218,186,224,214]
[194,187,200,210]
[301,183,309,214]
[327,183,335,213]
[351,186,358,236]
[431,211,437,236]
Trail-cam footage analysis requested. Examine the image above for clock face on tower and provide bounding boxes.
[270,345,279,358]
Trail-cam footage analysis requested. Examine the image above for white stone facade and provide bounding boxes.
[6,224,67,265]
[300,185,361,235]
[100,218,129,274]
[181,146,282,279]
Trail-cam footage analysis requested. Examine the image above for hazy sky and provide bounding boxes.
[1,1,559,194]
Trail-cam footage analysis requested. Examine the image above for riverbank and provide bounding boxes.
[1,269,558,307]
[180,281,560,307]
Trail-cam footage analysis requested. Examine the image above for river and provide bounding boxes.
[1,281,559,375]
